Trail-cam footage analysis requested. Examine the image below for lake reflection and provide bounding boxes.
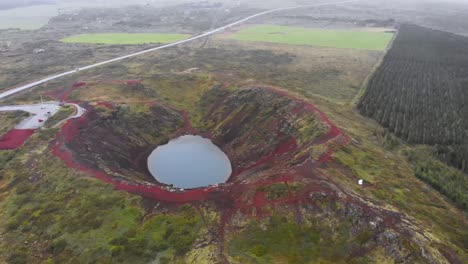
[147,135,232,189]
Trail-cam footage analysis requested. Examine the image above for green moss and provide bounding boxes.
[257,182,304,199]
[144,73,216,111]
[355,229,373,246]
[0,151,202,263]
[296,115,329,144]
[95,105,114,118]
[228,214,355,263]
[6,245,30,264]
[334,145,383,183]
[0,111,29,135]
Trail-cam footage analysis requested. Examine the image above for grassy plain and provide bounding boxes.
[229,25,393,51]
[61,33,191,45]
[0,5,58,30]
[67,83,150,103]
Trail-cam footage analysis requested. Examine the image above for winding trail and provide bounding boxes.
[0,0,359,101]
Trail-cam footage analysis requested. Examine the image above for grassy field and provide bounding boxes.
[229,25,393,51]
[61,33,191,45]
[0,5,58,30]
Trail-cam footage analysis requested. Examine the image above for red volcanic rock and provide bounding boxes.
[0,129,35,149]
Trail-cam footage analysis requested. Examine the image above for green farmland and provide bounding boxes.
[61,33,191,45]
[229,25,394,51]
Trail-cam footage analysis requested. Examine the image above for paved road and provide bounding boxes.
[52,103,87,128]
[0,0,359,101]
[66,103,86,119]
[0,102,86,129]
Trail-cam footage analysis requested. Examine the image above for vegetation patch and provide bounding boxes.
[329,130,467,257]
[229,25,393,51]
[228,214,355,263]
[334,145,383,183]
[68,81,153,103]
[61,33,191,45]
[408,148,468,212]
[256,182,304,199]
[0,111,29,135]
[44,105,75,128]
[0,150,202,263]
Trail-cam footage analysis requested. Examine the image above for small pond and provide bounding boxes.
[147,135,232,189]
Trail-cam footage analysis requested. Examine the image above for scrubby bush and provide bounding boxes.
[257,182,304,199]
[228,214,356,263]
[408,149,468,211]
[7,246,30,264]
[47,239,68,254]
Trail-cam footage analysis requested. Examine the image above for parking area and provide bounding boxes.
[0,102,61,129]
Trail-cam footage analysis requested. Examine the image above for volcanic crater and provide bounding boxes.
[46,82,449,263]
[51,84,346,201]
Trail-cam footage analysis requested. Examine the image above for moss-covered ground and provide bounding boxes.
[0,138,204,263]
[0,111,29,135]
[44,105,75,128]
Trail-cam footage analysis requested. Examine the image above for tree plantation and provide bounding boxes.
[359,24,468,174]
[358,24,468,210]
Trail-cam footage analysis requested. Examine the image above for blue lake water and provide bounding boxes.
[147,135,232,189]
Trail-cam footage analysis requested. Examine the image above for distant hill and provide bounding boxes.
[0,0,53,10]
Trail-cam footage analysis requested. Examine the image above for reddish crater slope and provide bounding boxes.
[50,84,347,203]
